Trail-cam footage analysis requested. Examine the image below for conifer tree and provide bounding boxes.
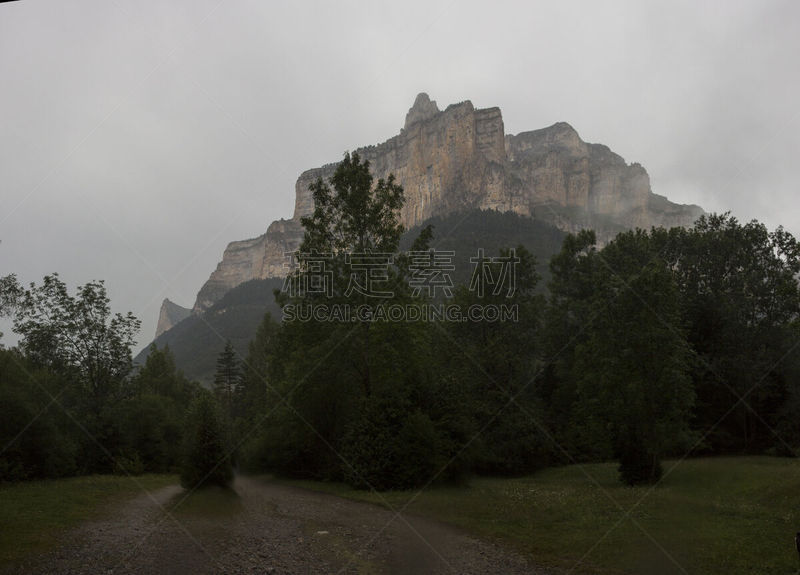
[180,393,232,488]
[213,341,241,420]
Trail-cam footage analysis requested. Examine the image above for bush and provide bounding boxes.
[392,411,444,489]
[341,396,444,490]
[472,408,551,476]
[115,395,183,473]
[0,384,77,481]
[180,393,233,489]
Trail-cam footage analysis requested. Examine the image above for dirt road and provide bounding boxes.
[8,476,546,574]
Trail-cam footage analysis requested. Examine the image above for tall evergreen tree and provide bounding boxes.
[213,341,241,421]
[180,392,233,489]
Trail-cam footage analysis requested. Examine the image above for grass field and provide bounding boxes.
[0,474,176,567]
[285,456,800,574]
[3,459,799,573]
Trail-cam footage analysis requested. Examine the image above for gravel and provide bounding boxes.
[5,476,548,574]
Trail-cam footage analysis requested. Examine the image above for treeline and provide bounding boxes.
[3,154,799,490]
[138,277,285,385]
[231,213,800,488]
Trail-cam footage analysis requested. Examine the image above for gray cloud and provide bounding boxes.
[2,0,798,350]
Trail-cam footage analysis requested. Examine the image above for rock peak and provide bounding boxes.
[404,92,440,130]
[155,298,191,339]
[413,92,432,105]
[550,121,578,133]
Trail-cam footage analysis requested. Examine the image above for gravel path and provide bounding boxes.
[7,476,547,574]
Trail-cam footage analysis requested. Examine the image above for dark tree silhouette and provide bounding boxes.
[180,393,232,489]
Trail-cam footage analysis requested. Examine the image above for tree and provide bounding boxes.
[114,394,182,474]
[0,348,78,481]
[213,341,241,420]
[579,261,694,484]
[132,344,196,402]
[118,344,198,473]
[283,151,406,398]
[0,274,22,343]
[7,274,140,473]
[236,313,280,428]
[12,274,140,417]
[572,230,695,484]
[541,229,600,457]
[180,393,233,489]
[0,275,21,314]
[267,153,408,480]
[262,153,463,487]
[300,151,404,256]
[444,245,550,475]
[542,229,696,483]
[674,214,800,452]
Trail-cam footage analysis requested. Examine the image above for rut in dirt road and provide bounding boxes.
[8,476,546,574]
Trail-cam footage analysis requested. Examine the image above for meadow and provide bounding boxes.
[287,456,800,574]
[3,457,800,573]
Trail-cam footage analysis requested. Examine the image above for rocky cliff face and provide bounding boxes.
[155,298,192,338]
[192,219,303,313]
[189,93,703,312]
[292,94,508,228]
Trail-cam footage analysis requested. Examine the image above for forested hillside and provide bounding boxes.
[135,278,285,385]
[140,209,567,384]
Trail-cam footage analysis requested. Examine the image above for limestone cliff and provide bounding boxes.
[155,298,191,338]
[291,94,508,228]
[191,93,703,312]
[192,219,303,313]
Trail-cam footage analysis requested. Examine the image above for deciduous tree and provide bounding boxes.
[12,274,140,417]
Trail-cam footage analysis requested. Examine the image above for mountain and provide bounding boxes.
[192,220,303,314]
[146,93,704,381]
[137,278,285,385]
[187,93,703,315]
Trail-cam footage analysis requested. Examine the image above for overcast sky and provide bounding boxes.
[1,0,798,351]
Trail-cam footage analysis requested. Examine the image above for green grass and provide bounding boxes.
[282,457,800,574]
[0,474,176,567]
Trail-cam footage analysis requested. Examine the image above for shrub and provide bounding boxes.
[116,395,183,473]
[180,393,233,489]
[0,385,76,481]
[341,396,444,490]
